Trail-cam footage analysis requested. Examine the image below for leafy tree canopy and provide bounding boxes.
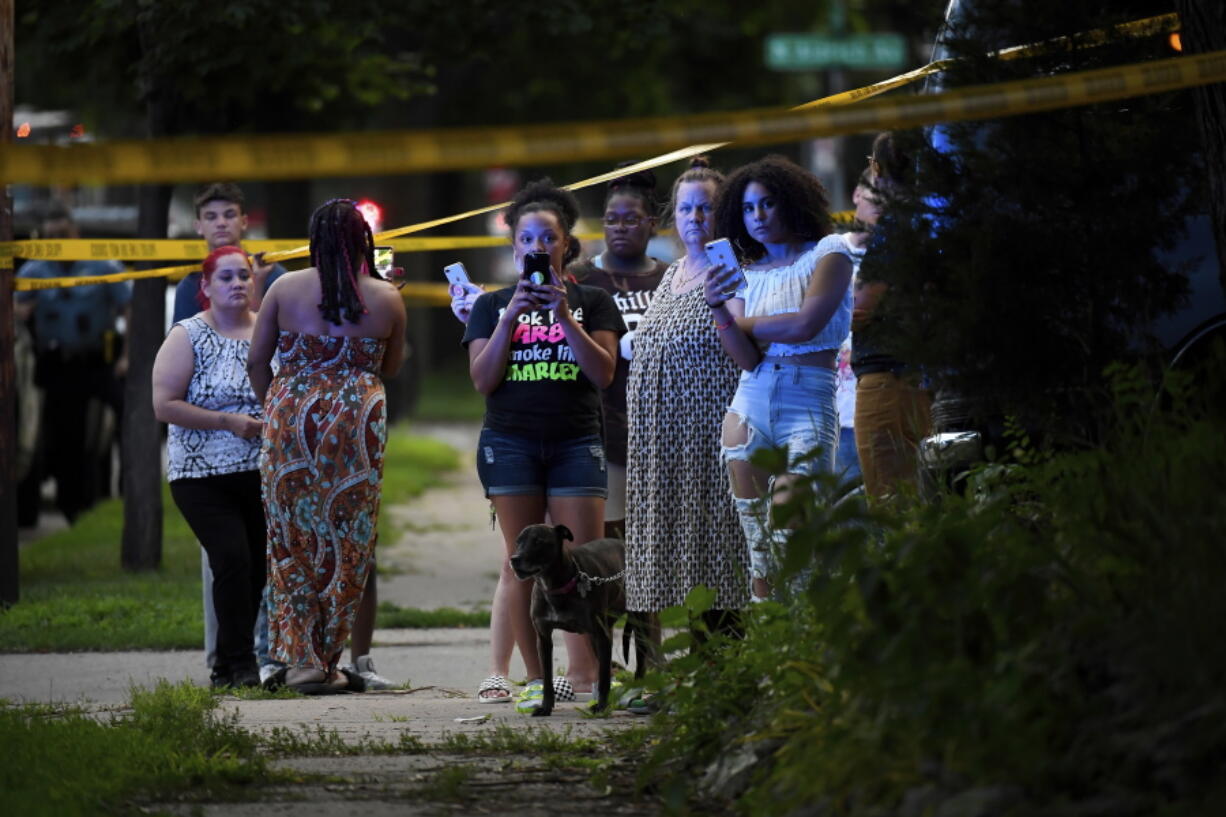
[16,0,943,135]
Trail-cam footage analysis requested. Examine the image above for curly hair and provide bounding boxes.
[665,155,725,228]
[605,160,659,216]
[197,245,251,311]
[308,198,378,326]
[504,178,583,266]
[712,155,831,261]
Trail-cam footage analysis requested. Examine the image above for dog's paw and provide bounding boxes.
[531,706,553,717]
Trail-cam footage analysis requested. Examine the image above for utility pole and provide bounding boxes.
[0,0,20,606]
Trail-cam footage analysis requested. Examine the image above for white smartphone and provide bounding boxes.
[443,262,470,288]
[704,238,744,287]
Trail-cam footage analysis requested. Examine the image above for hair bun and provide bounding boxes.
[689,155,711,170]
[609,161,658,193]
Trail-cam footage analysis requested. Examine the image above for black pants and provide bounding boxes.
[35,352,115,521]
[170,471,266,676]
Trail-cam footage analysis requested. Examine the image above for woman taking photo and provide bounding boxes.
[705,155,855,601]
[624,156,749,634]
[152,246,266,689]
[568,165,669,539]
[463,179,625,704]
[248,198,406,694]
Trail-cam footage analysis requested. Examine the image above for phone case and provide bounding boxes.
[705,239,745,292]
[443,263,470,287]
[521,252,550,285]
[374,246,395,275]
[704,239,738,271]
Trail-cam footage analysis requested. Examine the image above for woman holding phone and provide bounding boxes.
[462,179,626,704]
[624,157,749,639]
[705,155,855,601]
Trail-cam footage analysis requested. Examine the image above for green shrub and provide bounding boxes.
[642,368,1226,815]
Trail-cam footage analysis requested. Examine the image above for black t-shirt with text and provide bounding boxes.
[569,258,667,465]
[462,282,626,441]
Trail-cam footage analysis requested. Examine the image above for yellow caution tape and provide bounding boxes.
[2,217,854,263]
[7,16,1206,293]
[0,12,1179,189]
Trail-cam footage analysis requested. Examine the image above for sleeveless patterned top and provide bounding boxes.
[166,316,262,481]
[737,233,854,356]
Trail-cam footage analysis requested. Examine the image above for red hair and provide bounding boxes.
[197,245,251,310]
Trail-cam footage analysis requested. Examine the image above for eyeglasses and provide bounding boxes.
[602,214,651,228]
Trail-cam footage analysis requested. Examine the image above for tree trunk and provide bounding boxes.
[0,0,18,604]
[1175,0,1226,290]
[121,10,172,571]
[120,184,169,571]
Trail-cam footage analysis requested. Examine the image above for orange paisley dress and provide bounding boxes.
[260,332,387,672]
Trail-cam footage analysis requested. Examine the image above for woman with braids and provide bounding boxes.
[462,179,625,705]
[704,155,855,602]
[567,163,669,539]
[624,157,749,644]
[247,199,406,694]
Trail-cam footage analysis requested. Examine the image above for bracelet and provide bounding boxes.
[713,318,733,331]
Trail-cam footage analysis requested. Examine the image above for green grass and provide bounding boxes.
[412,370,485,422]
[374,602,489,629]
[1,680,273,817]
[1,423,459,652]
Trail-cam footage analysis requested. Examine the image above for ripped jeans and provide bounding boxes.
[723,362,838,587]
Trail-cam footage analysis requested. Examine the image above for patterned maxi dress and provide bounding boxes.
[260,332,388,671]
[625,261,750,612]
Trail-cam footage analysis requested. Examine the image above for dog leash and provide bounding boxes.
[574,568,625,598]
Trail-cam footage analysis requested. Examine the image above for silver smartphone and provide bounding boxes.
[443,262,470,288]
[704,238,745,289]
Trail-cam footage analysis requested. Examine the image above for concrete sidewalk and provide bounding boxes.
[0,628,641,744]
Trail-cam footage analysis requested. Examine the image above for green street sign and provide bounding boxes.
[765,33,907,71]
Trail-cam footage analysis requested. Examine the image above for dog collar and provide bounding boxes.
[546,575,579,596]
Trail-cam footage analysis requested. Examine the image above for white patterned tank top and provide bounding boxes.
[737,233,854,357]
[166,316,262,481]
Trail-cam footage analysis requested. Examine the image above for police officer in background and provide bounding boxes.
[16,202,131,525]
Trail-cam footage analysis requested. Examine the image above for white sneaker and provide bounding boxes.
[259,662,286,684]
[350,655,397,690]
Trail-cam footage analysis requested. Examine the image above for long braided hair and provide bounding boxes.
[308,198,379,325]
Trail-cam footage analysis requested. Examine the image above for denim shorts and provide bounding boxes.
[724,362,838,477]
[476,428,608,498]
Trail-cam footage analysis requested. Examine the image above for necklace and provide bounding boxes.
[676,257,706,284]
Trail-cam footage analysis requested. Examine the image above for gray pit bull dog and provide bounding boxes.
[509,523,645,716]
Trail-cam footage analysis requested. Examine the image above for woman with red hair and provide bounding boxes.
[152,246,267,689]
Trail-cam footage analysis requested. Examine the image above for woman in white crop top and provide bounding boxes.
[704,155,855,601]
